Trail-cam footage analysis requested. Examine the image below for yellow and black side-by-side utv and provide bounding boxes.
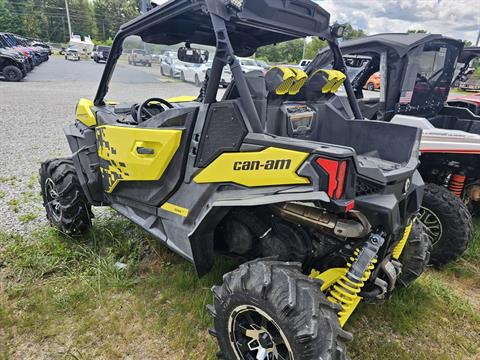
[40,1,430,358]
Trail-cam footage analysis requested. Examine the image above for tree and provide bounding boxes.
[93,0,139,41]
[407,29,428,34]
[343,23,367,40]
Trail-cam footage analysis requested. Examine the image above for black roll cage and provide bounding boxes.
[94,0,363,131]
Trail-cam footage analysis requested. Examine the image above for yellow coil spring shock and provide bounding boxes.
[328,249,378,326]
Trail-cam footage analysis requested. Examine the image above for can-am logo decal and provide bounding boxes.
[233,159,292,171]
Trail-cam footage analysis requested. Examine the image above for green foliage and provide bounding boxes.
[343,23,367,40]
[256,38,305,64]
[0,0,139,43]
[407,29,428,34]
[255,23,367,63]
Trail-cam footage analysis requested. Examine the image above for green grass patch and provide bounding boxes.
[0,176,17,185]
[17,213,38,224]
[27,174,38,190]
[0,191,5,199]
[0,216,479,359]
[7,199,19,213]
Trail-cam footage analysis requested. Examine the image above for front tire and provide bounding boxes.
[397,220,432,288]
[3,65,23,81]
[420,183,472,267]
[209,259,351,360]
[40,158,93,234]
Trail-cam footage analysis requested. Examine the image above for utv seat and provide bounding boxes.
[222,70,268,125]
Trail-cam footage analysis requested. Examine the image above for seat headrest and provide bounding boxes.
[265,66,308,96]
[310,69,346,93]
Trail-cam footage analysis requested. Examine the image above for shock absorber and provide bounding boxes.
[448,173,466,198]
[327,233,384,326]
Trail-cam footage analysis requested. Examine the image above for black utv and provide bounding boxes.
[40,1,429,358]
[0,48,27,81]
[308,33,475,266]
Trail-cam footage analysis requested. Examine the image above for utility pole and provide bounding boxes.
[65,0,72,39]
[476,29,480,46]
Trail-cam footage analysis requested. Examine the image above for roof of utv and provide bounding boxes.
[118,0,331,57]
[337,33,456,57]
[458,47,480,64]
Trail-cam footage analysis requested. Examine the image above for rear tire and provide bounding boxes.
[3,65,23,81]
[420,183,472,267]
[397,220,432,288]
[209,259,351,360]
[180,71,185,82]
[40,158,93,235]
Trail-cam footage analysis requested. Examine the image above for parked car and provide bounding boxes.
[160,53,181,77]
[255,59,271,71]
[0,32,36,69]
[128,49,152,66]
[364,72,381,91]
[298,58,312,69]
[178,60,232,87]
[65,47,80,61]
[92,45,111,63]
[238,57,265,73]
[0,48,27,81]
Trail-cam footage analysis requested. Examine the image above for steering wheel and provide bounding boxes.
[135,97,174,123]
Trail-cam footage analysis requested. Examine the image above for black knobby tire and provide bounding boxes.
[3,65,23,81]
[420,183,473,267]
[396,221,432,288]
[40,158,93,234]
[209,259,351,360]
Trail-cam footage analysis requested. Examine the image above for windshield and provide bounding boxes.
[400,41,460,115]
[98,46,111,51]
[107,36,222,103]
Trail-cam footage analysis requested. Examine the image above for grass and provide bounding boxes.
[17,213,38,224]
[0,191,5,199]
[7,199,19,213]
[0,215,479,359]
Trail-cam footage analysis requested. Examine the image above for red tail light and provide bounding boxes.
[315,157,348,199]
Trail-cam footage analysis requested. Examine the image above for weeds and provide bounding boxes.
[7,199,19,212]
[0,216,479,359]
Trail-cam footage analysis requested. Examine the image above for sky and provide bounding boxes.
[317,0,480,44]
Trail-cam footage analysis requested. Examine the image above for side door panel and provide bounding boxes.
[96,125,182,193]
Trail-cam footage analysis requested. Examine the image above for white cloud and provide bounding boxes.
[316,0,479,44]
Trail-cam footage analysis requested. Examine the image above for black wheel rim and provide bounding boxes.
[6,69,17,80]
[229,305,293,360]
[418,207,443,245]
[45,178,62,222]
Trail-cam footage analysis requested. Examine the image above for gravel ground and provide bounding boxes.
[0,57,205,234]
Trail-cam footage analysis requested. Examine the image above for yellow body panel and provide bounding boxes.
[160,202,189,217]
[96,126,182,193]
[166,95,198,103]
[392,222,413,260]
[194,147,310,187]
[76,98,96,127]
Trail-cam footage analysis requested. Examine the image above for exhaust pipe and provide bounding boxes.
[275,203,370,238]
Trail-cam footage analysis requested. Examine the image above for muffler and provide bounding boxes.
[275,203,370,238]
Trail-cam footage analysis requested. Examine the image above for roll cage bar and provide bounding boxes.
[94,0,363,131]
